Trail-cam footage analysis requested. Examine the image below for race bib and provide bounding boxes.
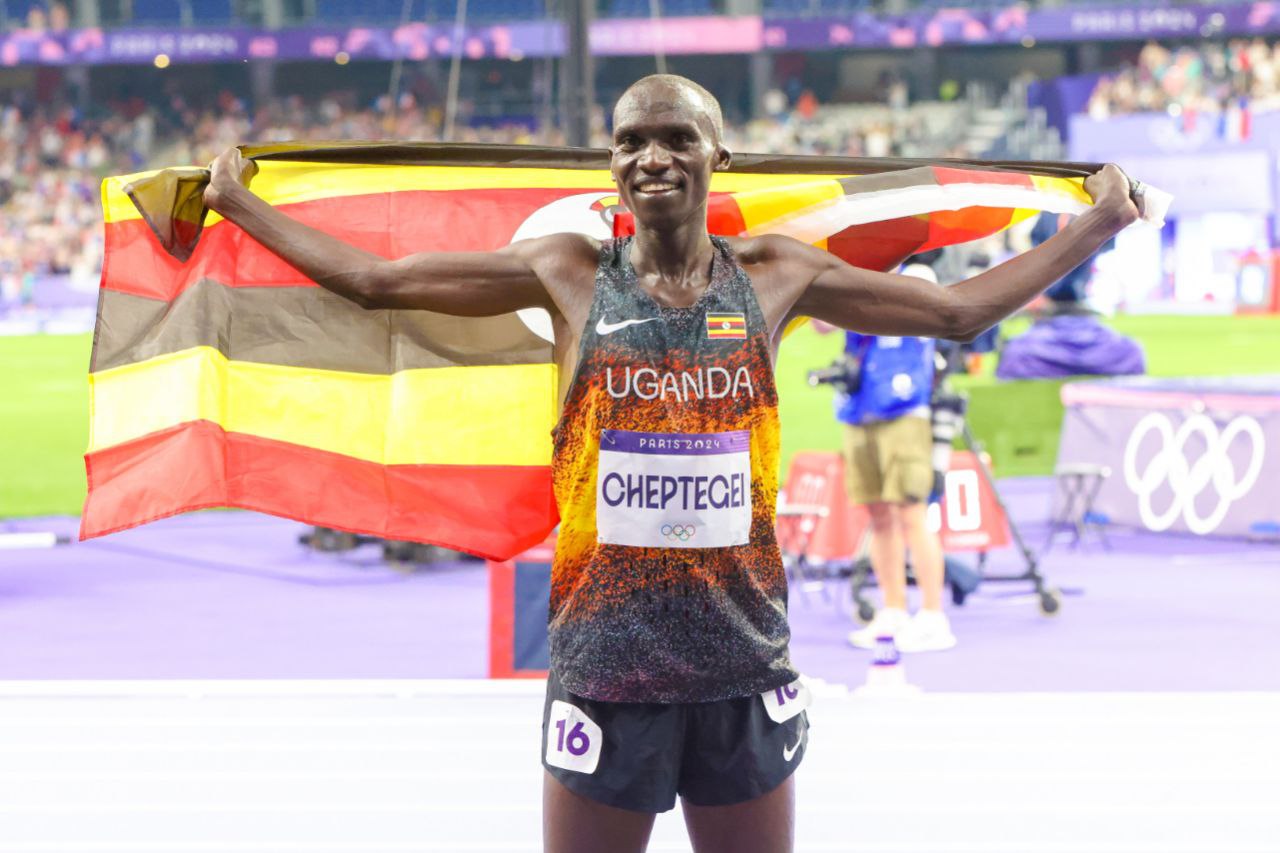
[545,700,603,774]
[597,429,752,549]
[761,679,812,724]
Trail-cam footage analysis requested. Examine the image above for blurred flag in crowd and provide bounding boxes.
[1220,96,1253,142]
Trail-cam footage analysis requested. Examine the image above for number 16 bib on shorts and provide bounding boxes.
[596,429,752,549]
[545,700,603,774]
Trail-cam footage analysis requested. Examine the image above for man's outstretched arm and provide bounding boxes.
[203,148,591,316]
[783,164,1140,340]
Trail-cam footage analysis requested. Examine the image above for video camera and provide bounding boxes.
[806,354,862,394]
[929,340,972,493]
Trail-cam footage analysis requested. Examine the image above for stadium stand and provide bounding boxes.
[762,0,873,16]
[1,34,1277,316]
[19,0,1254,29]
[0,0,1271,26]
[127,0,234,25]
[0,0,39,27]
[606,0,714,16]
[2,0,68,29]
[315,0,424,23]
[1086,40,1280,118]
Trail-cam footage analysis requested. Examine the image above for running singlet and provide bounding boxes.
[550,236,798,704]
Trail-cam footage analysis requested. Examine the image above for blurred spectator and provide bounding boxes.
[1087,39,1280,121]
[994,211,1145,381]
[49,1,71,31]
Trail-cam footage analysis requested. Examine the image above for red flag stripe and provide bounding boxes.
[81,420,557,560]
[102,187,603,301]
[931,166,1034,188]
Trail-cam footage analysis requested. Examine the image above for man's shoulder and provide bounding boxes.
[507,233,603,313]
[724,233,799,259]
[724,233,822,269]
[510,231,602,264]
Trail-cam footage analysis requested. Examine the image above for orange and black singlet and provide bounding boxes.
[550,236,797,704]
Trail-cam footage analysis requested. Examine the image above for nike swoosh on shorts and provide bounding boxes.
[596,317,658,336]
[783,720,807,762]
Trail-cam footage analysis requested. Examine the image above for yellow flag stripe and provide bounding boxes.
[103,161,858,225]
[729,179,845,233]
[1029,174,1091,206]
[89,346,557,467]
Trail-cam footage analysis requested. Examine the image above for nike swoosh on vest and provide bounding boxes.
[595,316,658,336]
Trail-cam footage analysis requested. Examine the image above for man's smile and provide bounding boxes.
[633,180,684,197]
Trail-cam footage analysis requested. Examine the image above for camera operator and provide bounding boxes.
[812,262,956,653]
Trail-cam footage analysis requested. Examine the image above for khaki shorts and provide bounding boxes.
[842,415,933,505]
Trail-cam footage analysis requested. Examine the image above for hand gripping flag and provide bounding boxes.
[82,142,1168,559]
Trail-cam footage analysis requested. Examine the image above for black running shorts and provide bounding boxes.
[540,668,811,813]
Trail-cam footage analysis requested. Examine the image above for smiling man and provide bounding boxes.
[204,74,1138,853]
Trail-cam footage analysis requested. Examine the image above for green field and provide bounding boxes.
[0,333,92,517]
[3,314,1279,517]
[777,314,1280,479]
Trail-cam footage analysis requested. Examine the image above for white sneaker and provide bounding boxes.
[848,607,909,649]
[895,609,958,653]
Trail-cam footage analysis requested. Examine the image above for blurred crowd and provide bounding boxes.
[4,38,1274,307]
[0,84,949,304]
[3,1,71,32]
[729,83,950,158]
[1087,39,1280,119]
[0,90,554,304]
[0,99,116,302]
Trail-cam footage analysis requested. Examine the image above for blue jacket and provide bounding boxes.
[835,332,935,425]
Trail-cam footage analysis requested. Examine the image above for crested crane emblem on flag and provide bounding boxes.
[706,312,747,340]
[81,141,1156,560]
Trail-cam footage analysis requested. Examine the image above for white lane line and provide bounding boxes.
[2,847,1277,853]
[0,679,550,698]
[0,803,1274,816]
[0,769,1272,784]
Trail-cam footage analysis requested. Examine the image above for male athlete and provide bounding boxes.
[204,75,1138,853]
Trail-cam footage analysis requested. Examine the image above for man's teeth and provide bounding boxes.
[639,183,678,192]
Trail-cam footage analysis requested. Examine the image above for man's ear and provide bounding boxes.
[714,144,733,171]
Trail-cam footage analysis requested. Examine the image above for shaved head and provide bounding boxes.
[614,74,725,144]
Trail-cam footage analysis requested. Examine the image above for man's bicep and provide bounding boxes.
[780,244,868,328]
[371,240,555,315]
[795,258,961,338]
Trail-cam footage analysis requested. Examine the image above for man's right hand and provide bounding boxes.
[204,147,258,213]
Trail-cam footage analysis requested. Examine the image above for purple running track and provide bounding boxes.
[2,478,1277,691]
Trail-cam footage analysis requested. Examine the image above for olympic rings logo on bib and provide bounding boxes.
[661,524,696,542]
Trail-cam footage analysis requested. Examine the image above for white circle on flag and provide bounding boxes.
[509,192,619,343]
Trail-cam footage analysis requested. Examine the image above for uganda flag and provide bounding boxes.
[82,142,1164,560]
[706,312,747,340]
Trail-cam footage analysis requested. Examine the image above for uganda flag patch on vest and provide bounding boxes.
[706,312,747,340]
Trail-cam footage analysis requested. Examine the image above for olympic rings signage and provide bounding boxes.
[1122,412,1266,535]
[660,524,697,542]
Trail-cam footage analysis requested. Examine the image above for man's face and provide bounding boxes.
[610,85,729,231]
